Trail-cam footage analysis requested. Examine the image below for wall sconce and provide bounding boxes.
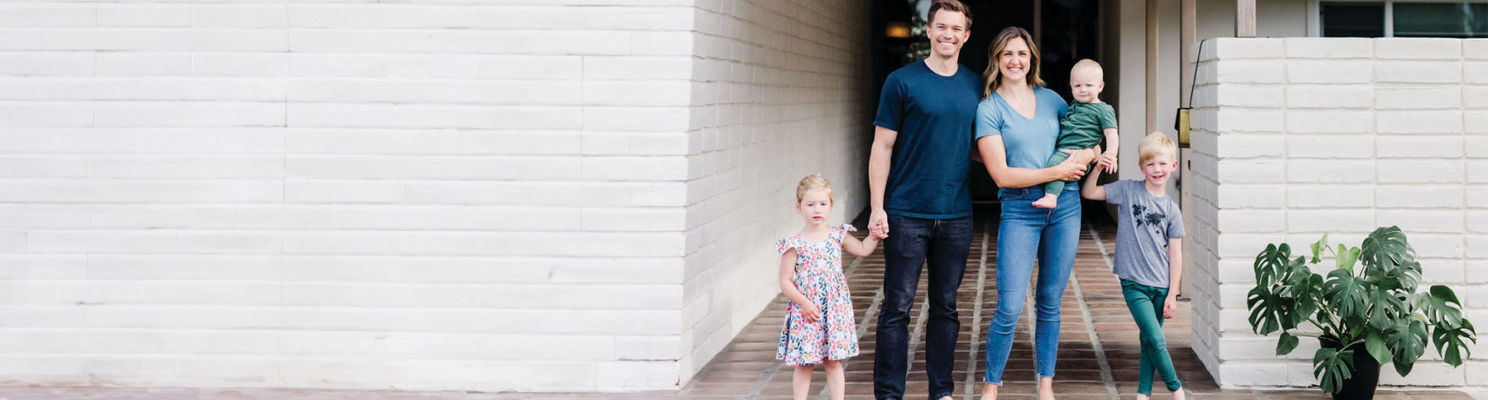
[885,21,911,38]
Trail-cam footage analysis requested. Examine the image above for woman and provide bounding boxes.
[974,27,1097,400]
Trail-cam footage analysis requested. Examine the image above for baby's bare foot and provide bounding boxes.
[1032,194,1059,209]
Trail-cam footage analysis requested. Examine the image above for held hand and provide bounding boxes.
[1099,151,1119,174]
[801,303,823,322]
[869,209,890,239]
[1163,295,1177,319]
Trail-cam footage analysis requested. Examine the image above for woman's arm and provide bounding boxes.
[976,137,1099,189]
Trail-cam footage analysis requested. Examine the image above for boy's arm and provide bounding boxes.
[1100,127,1119,173]
[1164,237,1183,318]
[843,232,879,257]
[1081,165,1106,201]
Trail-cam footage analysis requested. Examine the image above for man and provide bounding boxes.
[867,2,979,400]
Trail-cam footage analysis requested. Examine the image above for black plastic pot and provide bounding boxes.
[1319,336,1382,400]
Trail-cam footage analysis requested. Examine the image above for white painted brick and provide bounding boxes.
[1377,135,1464,158]
[1469,40,1488,60]
[291,79,580,105]
[0,102,92,127]
[1287,134,1374,159]
[1472,186,1488,207]
[1216,184,1286,209]
[1377,185,1463,208]
[1378,160,1464,184]
[1470,112,1488,135]
[581,132,689,156]
[1411,233,1465,259]
[289,130,580,156]
[1216,209,1285,233]
[1216,109,1283,133]
[0,5,94,28]
[1375,60,1463,84]
[289,30,629,56]
[192,53,289,77]
[1218,362,1290,386]
[1375,86,1462,110]
[1216,159,1283,183]
[1379,362,1467,386]
[1376,110,1463,134]
[0,78,284,102]
[404,181,686,207]
[1473,160,1488,183]
[1286,160,1375,183]
[1214,134,1284,158]
[193,5,287,28]
[288,156,579,181]
[1288,209,1376,233]
[1467,86,1488,109]
[1471,235,1488,258]
[1285,85,1372,109]
[98,5,191,27]
[1215,60,1284,84]
[289,104,581,130]
[582,81,692,106]
[597,361,678,390]
[96,53,193,76]
[1285,37,1372,59]
[1286,60,1371,84]
[1378,210,1464,233]
[584,56,693,81]
[96,101,284,127]
[1213,38,1285,59]
[0,53,94,76]
[1284,110,1373,134]
[1375,38,1463,60]
[284,179,403,204]
[1467,62,1488,84]
[1287,184,1374,208]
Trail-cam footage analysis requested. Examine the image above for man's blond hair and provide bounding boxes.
[1138,131,1177,164]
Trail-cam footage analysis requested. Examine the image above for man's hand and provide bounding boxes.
[869,209,890,239]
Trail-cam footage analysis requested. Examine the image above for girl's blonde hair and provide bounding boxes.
[1138,131,1178,164]
[795,173,834,204]
[982,26,1044,98]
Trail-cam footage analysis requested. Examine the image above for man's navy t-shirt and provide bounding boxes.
[873,61,981,219]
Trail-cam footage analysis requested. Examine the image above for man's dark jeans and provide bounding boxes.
[873,215,973,400]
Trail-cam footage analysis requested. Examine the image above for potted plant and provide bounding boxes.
[1246,226,1477,399]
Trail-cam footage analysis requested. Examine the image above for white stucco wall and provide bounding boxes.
[1189,37,1488,389]
[0,0,870,392]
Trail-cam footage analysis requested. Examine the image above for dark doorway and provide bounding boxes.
[871,0,1103,200]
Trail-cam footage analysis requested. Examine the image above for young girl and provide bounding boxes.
[776,174,878,400]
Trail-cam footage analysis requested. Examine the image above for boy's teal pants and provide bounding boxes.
[1121,279,1183,396]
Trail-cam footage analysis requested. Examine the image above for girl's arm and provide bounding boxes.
[843,232,879,257]
[976,136,1098,189]
[778,249,820,320]
[1081,165,1106,201]
[1164,238,1183,319]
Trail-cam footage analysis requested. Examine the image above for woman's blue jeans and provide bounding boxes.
[983,187,1082,384]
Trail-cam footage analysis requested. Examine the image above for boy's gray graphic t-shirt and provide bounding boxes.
[1106,180,1185,288]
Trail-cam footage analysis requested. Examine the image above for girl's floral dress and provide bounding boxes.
[775,224,859,366]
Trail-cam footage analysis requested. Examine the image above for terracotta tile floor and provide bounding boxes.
[0,211,1472,400]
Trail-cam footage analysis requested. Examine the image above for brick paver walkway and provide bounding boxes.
[677,208,1474,400]
[0,210,1471,400]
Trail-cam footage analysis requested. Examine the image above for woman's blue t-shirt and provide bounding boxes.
[974,86,1070,191]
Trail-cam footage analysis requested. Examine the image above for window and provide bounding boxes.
[1317,1,1488,37]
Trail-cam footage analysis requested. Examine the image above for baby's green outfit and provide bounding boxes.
[1044,101,1117,195]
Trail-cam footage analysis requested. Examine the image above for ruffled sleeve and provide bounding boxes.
[834,224,857,242]
[777,237,796,255]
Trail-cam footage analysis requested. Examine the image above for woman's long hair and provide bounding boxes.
[981,26,1044,98]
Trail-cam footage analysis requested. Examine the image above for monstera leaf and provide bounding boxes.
[1360,226,1414,275]
[1431,319,1477,367]
[1313,347,1355,395]
[1248,285,1283,335]
[1386,318,1429,376]
[1325,269,1369,323]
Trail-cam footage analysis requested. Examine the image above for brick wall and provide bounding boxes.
[1189,37,1488,388]
[0,0,869,392]
[678,0,872,382]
